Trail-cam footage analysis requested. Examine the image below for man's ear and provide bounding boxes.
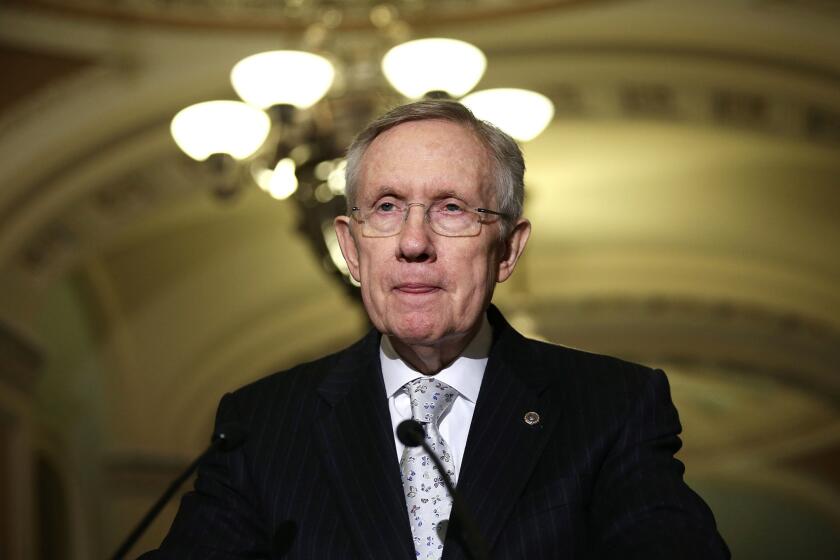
[334,215,362,283]
[496,219,531,283]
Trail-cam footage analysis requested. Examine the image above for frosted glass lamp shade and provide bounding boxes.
[170,101,271,161]
[461,88,554,141]
[382,38,486,99]
[231,50,335,110]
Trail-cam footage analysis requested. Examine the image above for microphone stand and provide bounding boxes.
[397,420,489,560]
[110,425,246,560]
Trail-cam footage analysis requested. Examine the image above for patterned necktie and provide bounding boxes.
[400,377,458,559]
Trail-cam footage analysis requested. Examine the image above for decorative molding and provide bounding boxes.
[0,65,113,143]
[539,80,840,146]
[753,0,840,18]
[513,294,840,400]
[8,0,613,30]
[7,73,840,278]
[15,148,199,280]
[0,42,93,114]
[0,320,41,396]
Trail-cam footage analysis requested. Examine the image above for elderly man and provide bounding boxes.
[143,100,729,559]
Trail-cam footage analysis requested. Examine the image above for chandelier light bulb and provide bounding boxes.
[461,88,555,141]
[231,50,335,110]
[382,38,486,99]
[170,100,271,161]
[327,159,347,195]
[267,158,299,200]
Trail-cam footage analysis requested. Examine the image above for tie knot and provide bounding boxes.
[404,377,457,425]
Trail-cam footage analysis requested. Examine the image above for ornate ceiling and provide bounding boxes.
[10,0,612,29]
[0,1,838,555]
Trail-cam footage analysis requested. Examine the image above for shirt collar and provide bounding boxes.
[380,313,492,403]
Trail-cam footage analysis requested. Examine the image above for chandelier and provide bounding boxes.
[169,11,554,292]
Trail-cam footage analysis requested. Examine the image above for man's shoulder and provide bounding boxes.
[512,333,662,393]
[508,336,672,426]
[491,305,660,392]
[227,329,376,406]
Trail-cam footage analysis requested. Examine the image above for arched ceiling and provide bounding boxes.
[0,0,838,464]
[6,0,615,29]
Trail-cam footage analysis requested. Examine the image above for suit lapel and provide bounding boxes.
[313,330,415,559]
[445,308,562,559]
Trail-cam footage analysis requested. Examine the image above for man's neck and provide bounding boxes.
[385,316,492,375]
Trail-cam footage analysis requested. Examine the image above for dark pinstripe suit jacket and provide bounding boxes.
[142,306,729,559]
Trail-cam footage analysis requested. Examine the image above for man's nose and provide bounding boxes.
[397,204,436,262]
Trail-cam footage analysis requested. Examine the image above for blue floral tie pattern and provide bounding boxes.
[400,377,458,559]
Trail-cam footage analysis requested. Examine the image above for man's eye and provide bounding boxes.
[376,202,398,213]
[441,202,464,213]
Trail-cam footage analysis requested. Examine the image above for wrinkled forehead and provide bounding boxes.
[356,119,495,204]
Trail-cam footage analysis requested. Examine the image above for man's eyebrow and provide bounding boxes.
[366,186,470,202]
[369,185,402,199]
[434,189,464,200]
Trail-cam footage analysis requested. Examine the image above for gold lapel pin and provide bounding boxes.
[524,411,540,426]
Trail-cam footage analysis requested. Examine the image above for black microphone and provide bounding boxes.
[397,419,490,560]
[110,423,248,560]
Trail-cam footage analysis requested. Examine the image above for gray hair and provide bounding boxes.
[344,99,525,236]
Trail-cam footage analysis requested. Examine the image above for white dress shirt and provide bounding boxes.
[380,315,492,481]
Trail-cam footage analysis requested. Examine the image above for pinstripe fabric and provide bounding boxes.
[140,306,729,559]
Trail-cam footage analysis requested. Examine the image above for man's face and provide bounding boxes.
[335,119,530,348]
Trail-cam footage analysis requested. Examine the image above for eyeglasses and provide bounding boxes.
[350,201,508,237]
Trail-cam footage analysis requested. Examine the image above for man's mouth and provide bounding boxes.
[395,283,440,294]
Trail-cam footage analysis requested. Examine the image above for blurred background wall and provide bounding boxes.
[0,0,838,558]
